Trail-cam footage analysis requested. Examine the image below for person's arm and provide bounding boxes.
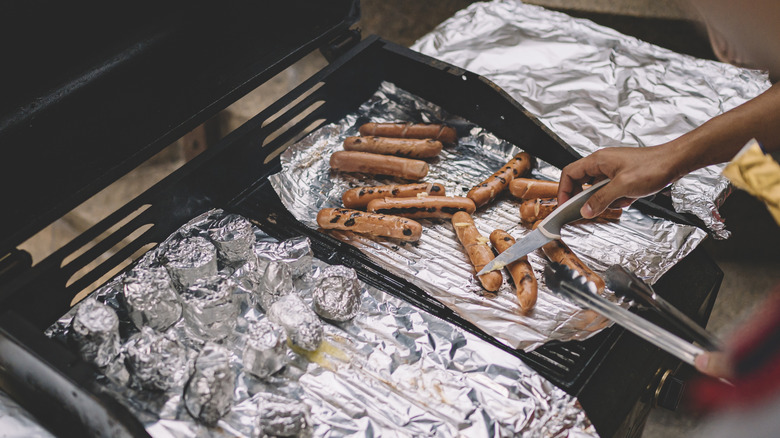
[558,82,780,218]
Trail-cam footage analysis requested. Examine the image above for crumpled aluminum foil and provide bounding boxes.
[70,298,121,368]
[0,389,54,438]
[410,0,772,238]
[312,265,361,322]
[269,81,707,350]
[267,293,324,352]
[242,320,288,379]
[44,209,596,437]
[122,266,182,331]
[125,327,191,392]
[164,236,219,290]
[185,343,236,426]
[209,215,256,267]
[180,274,239,342]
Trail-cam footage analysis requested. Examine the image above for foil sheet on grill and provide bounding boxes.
[410,0,772,238]
[45,209,596,437]
[269,81,707,351]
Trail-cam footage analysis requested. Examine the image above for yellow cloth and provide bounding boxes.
[722,139,780,226]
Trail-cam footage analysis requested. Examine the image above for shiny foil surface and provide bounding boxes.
[45,209,596,437]
[123,266,182,331]
[269,81,707,350]
[70,298,121,367]
[410,0,771,238]
[312,265,361,322]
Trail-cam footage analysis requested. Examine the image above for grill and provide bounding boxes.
[0,2,722,437]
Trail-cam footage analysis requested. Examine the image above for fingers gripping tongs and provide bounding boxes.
[544,263,722,366]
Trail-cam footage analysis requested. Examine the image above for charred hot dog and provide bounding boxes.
[343,136,442,159]
[330,151,428,180]
[467,152,533,208]
[367,196,476,219]
[451,211,502,291]
[316,208,423,242]
[359,122,457,144]
[489,229,538,313]
[342,183,446,210]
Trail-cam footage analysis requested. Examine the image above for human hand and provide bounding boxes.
[694,351,733,379]
[558,145,683,218]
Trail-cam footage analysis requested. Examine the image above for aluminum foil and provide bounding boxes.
[185,343,236,426]
[256,261,294,311]
[312,265,361,322]
[122,266,182,331]
[70,298,121,368]
[267,293,324,351]
[0,390,54,438]
[242,320,288,379]
[45,209,596,437]
[269,81,707,350]
[180,274,239,342]
[125,327,191,391]
[410,0,772,238]
[164,236,219,290]
[209,215,256,267]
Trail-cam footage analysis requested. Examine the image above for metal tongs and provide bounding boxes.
[604,265,721,351]
[544,263,721,366]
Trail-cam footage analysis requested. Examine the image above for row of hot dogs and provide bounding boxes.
[317,122,615,313]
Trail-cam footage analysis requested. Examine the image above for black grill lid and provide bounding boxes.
[0,1,359,256]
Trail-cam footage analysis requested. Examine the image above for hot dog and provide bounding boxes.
[367,196,476,219]
[489,230,537,313]
[342,183,446,210]
[519,198,623,224]
[316,208,422,242]
[451,211,502,291]
[519,198,558,225]
[532,221,605,291]
[509,178,560,200]
[343,136,442,159]
[330,151,428,180]
[359,122,457,144]
[467,152,533,208]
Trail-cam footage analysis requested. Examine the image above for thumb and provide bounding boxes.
[581,181,621,219]
[694,352,733,379]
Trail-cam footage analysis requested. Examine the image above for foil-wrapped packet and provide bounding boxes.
[70,298,120,368]
[254,392,311,437]
[163,236,218,291]
[124,327,191,391]
[257,261,294,311]
[122,266,182,331]
[180,274,239,341]
[209,215,256,267]
[255,236,313,279]
[312,265,361,322]
[267,294,323,352]
[184,343,235,426]
[242,320,288,379]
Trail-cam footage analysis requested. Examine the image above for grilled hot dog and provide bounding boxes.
[520,198,622,224]
[342,183,446,210]
[467,152,533,208]
[509,178,560,200]
[343,136,442,159]
[316,208,422,242]
[330,151,428,180]
[532,221,605,291]
[451,211,502,291]
[359,122,457,144]
[489,230,538,313]
[367,196,476,219]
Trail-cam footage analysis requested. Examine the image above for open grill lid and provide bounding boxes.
[0,1,359,256]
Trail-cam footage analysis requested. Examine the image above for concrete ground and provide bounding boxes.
[17,1,779,437]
